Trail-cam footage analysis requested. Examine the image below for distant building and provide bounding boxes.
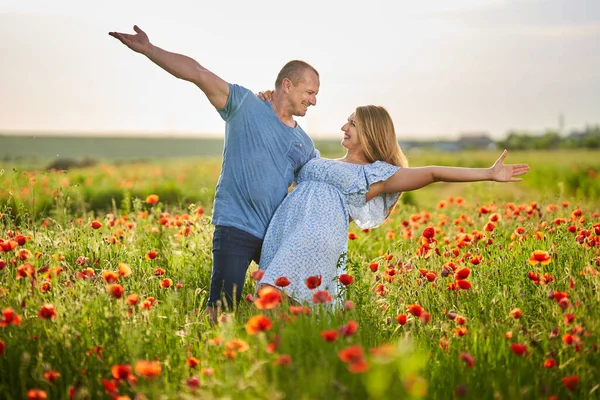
[457,132,496,150]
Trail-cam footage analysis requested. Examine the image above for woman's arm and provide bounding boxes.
[366,150,530,200]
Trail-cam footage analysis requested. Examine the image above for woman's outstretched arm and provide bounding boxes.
[366,150,530,201]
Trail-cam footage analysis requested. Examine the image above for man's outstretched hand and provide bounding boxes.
[490,150,530,182]
[109,25,152,55]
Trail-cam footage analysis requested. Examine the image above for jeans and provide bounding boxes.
[207,225,262,308]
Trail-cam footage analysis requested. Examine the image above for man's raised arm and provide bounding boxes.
[109,25,229,109]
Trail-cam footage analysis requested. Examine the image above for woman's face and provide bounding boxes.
[341,112,361,151]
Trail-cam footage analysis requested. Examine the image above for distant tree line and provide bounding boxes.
[497,125,600,150]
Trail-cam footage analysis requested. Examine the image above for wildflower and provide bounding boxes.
[305,275,322,290]
[38,304,57,320]
[154,268,165,276]
[250,269,264,281]
[422,227,435,239]
[289,305,310,315]
[339,320,359,337]
[145,194,159,204]
[460,352,475,368]
[543,358,557,368]
[134,360,161,379]
[187,357,200,368]
[407,304,424,317]
[321,330,338,342]
[40,281,51,293]
[107,284,124,299]
[126,293,139,306]
[348,359,369,373]
[453,327,468,337]
[90,220,102,229]
[396,314,407,325]
[345,300,354,310]
[348,232,358,240]
[161,278,173,288]
[338,345,364,363]
[562,375,579,391]
[118,262,132,277]
[274,276,291,287]
[111,364,132,380]
[245,315,272,335]
[145,251,158,260]
[528,250,551,265]
[564,313,576,325]
[455,267,471,280]
[26,389,47,400]
[274,354,292,366]
[312,290,332,304]
[254,286,282,310]
[339,274,354,286]
[102,271,119,284]
[455,315,467,325]
[457,280,472,290]
[527,271,540,284]
[510,343,528,356]
[369,263,379,272]
[509,308,522,319]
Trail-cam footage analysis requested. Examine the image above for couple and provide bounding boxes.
[110,26,530,315]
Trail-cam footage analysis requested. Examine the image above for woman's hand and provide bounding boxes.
[257,90,275,102]
[490,150,530,182]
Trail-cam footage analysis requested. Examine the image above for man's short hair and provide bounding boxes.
[275,60,319,88]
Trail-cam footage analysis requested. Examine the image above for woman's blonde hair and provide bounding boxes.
[355,105,408,168]
[354,105,408,214]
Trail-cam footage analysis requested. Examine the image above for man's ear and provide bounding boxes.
[282,77,292,93]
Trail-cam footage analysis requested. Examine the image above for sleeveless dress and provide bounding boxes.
[258,157,401,304]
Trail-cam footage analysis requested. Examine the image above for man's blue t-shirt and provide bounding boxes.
[212,83,317,239]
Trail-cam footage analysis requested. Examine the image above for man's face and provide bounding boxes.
[286,70,319,117]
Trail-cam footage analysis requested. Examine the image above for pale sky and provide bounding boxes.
[1,0,599,139]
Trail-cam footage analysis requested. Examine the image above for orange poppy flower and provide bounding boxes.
[38,304,57,320]
[160,278,173,288]
[245,315,272,335]
[274,276,291,287]
[225,338,249,353]
[126,293,139,306]
[111,364,132,380]
[305,275,322,290]
[145,194,159,205]
[118,263,132,277]
[26,389,47,400]
[338,345,364,363]
[102,271,119,284]
[543,358,557,368]
[42,370,60,383]
[348,359,369,374]
[453,327,468,337]
[509,308,522,319]
[255,286,282,310]
[187,356,200,368]
[348,233,358,240]
[134,360,161,379]
[407,304,424,317]
[289,305,310,315]
[528,250,551,265]
[339,274,354,286]
[455,315,467,325]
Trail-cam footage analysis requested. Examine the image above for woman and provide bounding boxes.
[257,105,529,305]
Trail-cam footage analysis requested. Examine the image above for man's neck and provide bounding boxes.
[271,91,296,128]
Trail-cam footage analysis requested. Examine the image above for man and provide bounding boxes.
[109,26,319,320]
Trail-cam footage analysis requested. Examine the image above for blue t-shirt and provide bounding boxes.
[212,83,317,239]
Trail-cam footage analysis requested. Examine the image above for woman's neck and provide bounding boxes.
[340,150,369,165]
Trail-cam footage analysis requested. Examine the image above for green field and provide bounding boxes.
[0,147,599,399]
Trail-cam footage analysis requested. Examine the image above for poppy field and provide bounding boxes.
[0,150,599,399]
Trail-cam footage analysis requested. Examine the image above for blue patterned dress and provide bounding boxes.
[258,157,401,304]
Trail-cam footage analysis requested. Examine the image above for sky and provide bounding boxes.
[0,0,599,139]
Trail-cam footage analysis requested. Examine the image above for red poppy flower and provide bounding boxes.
[422,227,435,239]
[305,275,322,289]
[396,314,407,325]
[0,259,5,270]
[339,320,358,337]
[457,280,472,290]
[107,284,124,299]
[348,232,358,240]
[527,271,540,284]
[274,354,292,367]
[145,251,159,260]
[339,274,354,286]
[348,359,369,374]
[154,268,165,276]
[510,343,527,356]
[562,375,579,391]
[187,356,200,368]
[460,352,475,368]
[312,290,332,304]
[543,358,557,368]
[274,276,291,287]
[111,364,132,380]
[126,293,139,306]
[528,250,551,265]
[455,315,467,325]
[251,269,265,281]
[38,304,57,320]
[321,329,338,342]
[161,278,173,288]
[102,271,119,284]
[509,308,522,319]
[245,315,272,335]
[338,345,364,363]
[469,255,482,265]
[255,286,282,310]
[369,263,379,272]
[90,220,102,229]
[289,305,310,315]
[407,304,424,317]
[455,267,471,280]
